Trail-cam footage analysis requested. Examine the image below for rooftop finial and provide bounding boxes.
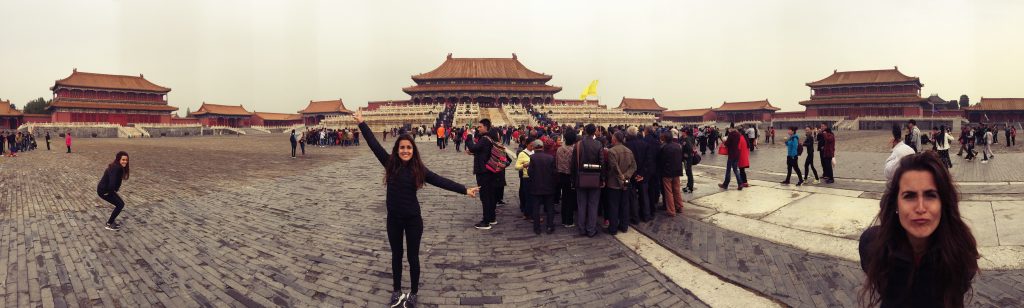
[833,69,837,73]
[73,68,77,72]
[894,65,898,70]
[512,53,517,59]
[447,53,452,59]
[140,73,144,78]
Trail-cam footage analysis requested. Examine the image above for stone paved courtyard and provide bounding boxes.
[2,133,1023,307]
[1,135,704,307]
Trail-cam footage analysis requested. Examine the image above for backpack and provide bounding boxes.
[797,143,804,156]
[690,150,702,165]
[483,137,511,173]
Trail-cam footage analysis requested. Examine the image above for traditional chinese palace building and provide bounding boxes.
[298,99,353,125]
[799,68,926,118]
[713,100,780,122]
[1,99,21,129]
[965,98,1024,123]
[402,53,562,107]
[661,108,715,123]
[190,103,253,127]
[617,98,667,117]
[46,69,178,125]
[251,112,303,127]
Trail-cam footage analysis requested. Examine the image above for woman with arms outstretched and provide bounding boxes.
[354,110,479,308]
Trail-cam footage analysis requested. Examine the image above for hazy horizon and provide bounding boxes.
[2,0,1022,115]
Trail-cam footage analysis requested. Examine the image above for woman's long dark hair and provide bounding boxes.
[384,134,426,189]
[110,151,130,180]
[860,152,978,308]
[937,125,948,148]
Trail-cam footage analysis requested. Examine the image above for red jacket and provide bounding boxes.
[738,135,750,168]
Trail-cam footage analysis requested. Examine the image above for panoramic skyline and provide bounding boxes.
[1,0,1022,114]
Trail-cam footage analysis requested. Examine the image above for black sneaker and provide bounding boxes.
[403,294,417,308]
[104,223,121,231]
[388,291,406,307]
[474,222,492,230]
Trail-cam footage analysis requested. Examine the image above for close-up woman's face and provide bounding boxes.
[398,140,414,162]
[897,170,942,242]
[119,155,129,167]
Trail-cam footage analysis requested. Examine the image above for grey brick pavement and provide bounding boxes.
[1,135,706,307]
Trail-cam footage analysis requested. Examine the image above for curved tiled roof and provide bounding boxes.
[968,98,1024,111]
[402,84,562,94]
[191,103,252,116]
[662,108,713,117]
[254,112,303,121]
[412,54,552,81]
[807,68,920,87]
[617,98,666,111]
[298,99,353,114]
[715,100,780,111]
[799,96,925,106]
[47,100,178,111]
[52,69,171,92]
[0,99,23,116]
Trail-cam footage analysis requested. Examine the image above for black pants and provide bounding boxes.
[531,194,555,232]
[606,188,630,234]
[46,141,50,150]
[821,154,834,180]
[476,173,498,223]
[67,144,71,153]
[558,174,576,225]
[454,141,462,152]
[519,179,532,217]
[648,175,662,210]
[300,142,305,155]
[99,192,125,224]
[291,142,297,157]
[387,215,423,294]
[803,151,819,181]
[683,161,694,190]
[634,180,651,221]
[785,155,803,182]
[938,149,953,168]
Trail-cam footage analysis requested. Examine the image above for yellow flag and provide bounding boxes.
[579,80,598,100]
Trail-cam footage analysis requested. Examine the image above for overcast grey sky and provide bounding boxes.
[1,0,1021,114]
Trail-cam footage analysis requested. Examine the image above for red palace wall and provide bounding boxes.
[198,116,251,128]
[53,111,170,125]
[170,117,201,125]
[23,114,52,123]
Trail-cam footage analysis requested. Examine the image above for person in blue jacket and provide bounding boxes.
[782,126,804,186]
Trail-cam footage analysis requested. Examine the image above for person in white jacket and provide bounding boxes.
[934,125,956,168]
[885,135,916,182]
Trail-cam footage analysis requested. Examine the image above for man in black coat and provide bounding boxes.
[466,119,499,230]
[625,127,652,223]
[527,140,558,235]
[571,124,606,237]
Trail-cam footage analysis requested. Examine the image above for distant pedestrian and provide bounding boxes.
[782,127,803,186]
[97,151,130,231]
[802,126,820,184]
[289,129,298,158]
[65,131,72,153]
[819,123,836,184]
[934,125,955,168]
[45,132,51,151]
[981,128,994,163]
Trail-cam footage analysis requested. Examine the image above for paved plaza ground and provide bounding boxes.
[2,132,1023,307]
